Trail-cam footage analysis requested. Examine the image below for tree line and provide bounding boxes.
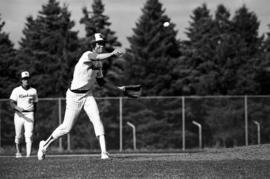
[1,0,270,97]
[1,0,270,149]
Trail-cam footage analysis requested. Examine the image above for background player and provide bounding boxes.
[37,33,123,160]
[10,71,38,158]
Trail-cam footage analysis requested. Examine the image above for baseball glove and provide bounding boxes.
[118,85,142,98]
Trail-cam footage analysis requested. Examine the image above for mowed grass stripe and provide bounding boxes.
[0,155,270,178]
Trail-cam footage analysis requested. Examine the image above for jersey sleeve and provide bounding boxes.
[10,88,18,101]
[87,51,98,61]
[83,51,101,69]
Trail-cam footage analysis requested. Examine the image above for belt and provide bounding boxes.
[69,88,89,94]
[22,110,34,112]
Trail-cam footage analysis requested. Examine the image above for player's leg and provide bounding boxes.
[14,113,24,158]
[37,108,81,160]
[98,135,109,159]
[45,107,81,148]
[38,90,84,160]
[84,96,109,159]
[23,112,34,157]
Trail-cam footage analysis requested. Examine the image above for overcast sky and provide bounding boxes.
[0,0,269,48]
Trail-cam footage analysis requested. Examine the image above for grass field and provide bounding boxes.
[1,144,270,178]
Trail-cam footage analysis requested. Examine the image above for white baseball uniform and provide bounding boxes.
[51,51,105,139]
[10,86,38,144]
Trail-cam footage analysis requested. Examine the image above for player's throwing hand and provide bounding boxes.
[113,48,124,57]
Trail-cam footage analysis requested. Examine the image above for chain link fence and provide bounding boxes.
[0,96,269,152]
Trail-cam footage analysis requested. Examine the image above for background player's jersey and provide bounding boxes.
[10,86,38,112]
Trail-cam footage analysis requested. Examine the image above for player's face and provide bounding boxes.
[94,41,104,53]
[21,78,30,88]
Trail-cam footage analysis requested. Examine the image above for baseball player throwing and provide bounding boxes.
[37,33,123,160]
[10,71,38,158]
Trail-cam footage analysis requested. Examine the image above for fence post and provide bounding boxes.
[67,133,71,151]
[192,120,202,149]
[182,96,185,151]
[119,97,123,152]
[127,122,136,150]
[58,98,63,151]
[253,121,261,145]
[244,95,248,146]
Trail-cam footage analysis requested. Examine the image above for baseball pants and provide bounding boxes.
[14,112,34,144]
[52,89,105,139]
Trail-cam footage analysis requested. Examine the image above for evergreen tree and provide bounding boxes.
[184,3,217,95]
[186,3,213,43]
[194,5,242,147]
[229,5,263,94]
[0,15,17,98]
[254,25,270,145]
[80,0,123,96]
[184,4,265,147]
[120,0,182,149]
[259,25,270,93]
[264,25,270,55]
[17,0,80,97]
[184,4,263,95]
[212,4,234,94]
[179,3,219,145]
[0,15,17,147]
[125,0,181,96]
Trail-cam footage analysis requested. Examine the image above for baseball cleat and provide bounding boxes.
[15,152,22,158]
[101,152,110,160]
[37,140,47,160]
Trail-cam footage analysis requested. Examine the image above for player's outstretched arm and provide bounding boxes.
[96,48,123,60]
[96,78,142,98]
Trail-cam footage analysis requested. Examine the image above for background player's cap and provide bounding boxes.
[21,71,30,79]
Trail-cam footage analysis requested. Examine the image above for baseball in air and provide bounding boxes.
[163,21,170,27]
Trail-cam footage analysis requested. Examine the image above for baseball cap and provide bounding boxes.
[21,71,30,79]
[92,33,105,43]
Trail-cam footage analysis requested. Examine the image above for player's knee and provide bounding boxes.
[15,135,22,144]
[94,124,105,137]
[96,132,105,138]
[55,124,72,136]
[62,129,71,135]
[25,137,32,143]
[24,132,33,143]
[62,125,72,134]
